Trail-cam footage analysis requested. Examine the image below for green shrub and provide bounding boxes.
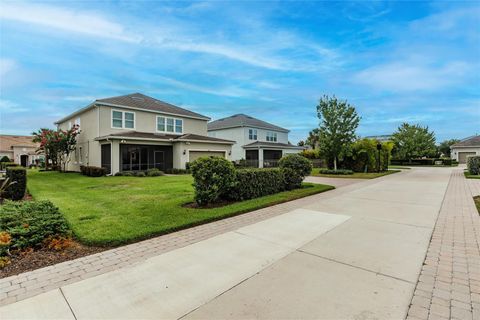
[121,171,134,176]
[0,156,11,163]
[442,158,453,166]
[319,169,354,175]
[190,157,236,205]
[467,156,480,175]
[165,168,191,174]
[135,171,146,177]
[279,154,312,190]
[146,168,164,177]
[0,200,70,255]
[81,166,107,177]
[0,162,18,170]
[114,172,124,176]
[345,139,393,172]
[229,168,284,201]
[300,149,321,159]
[5,167,26,200]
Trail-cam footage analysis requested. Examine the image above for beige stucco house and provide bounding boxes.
[0,135,42,167]
[450,135,480,163]
[55,93,234,174]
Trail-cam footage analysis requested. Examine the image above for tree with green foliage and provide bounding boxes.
[316,95,360,170]
[305,128,320,149]
[392,123,436,161]
[438,139,460,158]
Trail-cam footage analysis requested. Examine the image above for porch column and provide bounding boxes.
[258,148,264,168]
[111,140,120,174]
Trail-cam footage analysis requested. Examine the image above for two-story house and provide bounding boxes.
[55,93,234,175]
[207,114,304,168]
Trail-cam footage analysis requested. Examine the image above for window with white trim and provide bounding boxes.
[112,110,135,129]
[266,131,277,142]
[157,116,183,134]
[248,129,257,140]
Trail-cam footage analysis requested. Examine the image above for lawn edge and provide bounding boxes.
[311,169,401,179]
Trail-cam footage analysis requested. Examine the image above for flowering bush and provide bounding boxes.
[32,126,80,172]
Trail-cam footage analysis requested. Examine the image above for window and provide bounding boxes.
[175,119,183,133]
[112,111,123,128]
[124,112,134,128]
[112,110,135,129]
[166,118,174,132]
[266,131,277,142]
[249,129,257,140]
[157,117,165,131]
[157,116,183,134]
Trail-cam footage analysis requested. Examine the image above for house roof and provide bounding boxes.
[95,131,235,144]
[243,141,305,150]
[208,114,289,133]
[451,135,480,148]
[55,93,210,124]
[0,135,39,152]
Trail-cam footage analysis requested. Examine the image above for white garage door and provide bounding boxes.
[189,151,226,162]
[458,152,476,164]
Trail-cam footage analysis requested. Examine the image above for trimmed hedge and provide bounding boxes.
[390,158,454,166]
[319,169,354,175]
[5,167,27,200]
[0,200,70,256]
[229,168,284,201]
[0,162,18,170]
[165,168,191,174]
[467,156,480,175]
[190,157,237,205]
[279,154,313,190]
[80,166,107,177]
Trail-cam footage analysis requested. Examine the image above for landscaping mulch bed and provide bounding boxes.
[0,241,106,278]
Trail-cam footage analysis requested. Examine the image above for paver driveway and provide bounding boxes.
[0,167,460,319]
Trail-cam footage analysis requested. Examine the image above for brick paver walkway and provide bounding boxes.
[407,170,480,320]
[0,176,363,306]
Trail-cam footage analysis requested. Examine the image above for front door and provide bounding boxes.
[20,155,28,167]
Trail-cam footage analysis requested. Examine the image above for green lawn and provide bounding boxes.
[27,171,333,246]
[474,196,480,215]
[464,171,480,179]
[310,168,401,179]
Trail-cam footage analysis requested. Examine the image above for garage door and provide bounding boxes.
[189,151,225,162]
[458,152,476,164]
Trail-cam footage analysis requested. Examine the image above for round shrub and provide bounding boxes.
[467,155,480,175]
[121,171,134,176]
[279,154,313,190]
[190,156,236,205]
[135,171,146,177]
[114,172,124,176]
[146,168,164,177]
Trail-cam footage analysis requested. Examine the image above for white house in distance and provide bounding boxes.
[207,114,304,167]
[450,135,480,163]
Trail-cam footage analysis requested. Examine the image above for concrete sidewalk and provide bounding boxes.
[1,168,453,319]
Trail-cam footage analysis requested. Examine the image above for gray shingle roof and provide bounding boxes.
[208,114,289,133]
[97,93,210,120]
[451,135,480,147]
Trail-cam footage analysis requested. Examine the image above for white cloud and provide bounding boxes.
[157,76,254,98]
[0,2,140,43]
[352,61,470,92]
[0,99,28,113]
[0,58,16,77]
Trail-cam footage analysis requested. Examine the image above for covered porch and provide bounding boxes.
[243,142,305,168]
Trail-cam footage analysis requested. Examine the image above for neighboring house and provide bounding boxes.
[450,135,480,164]
[0,135,42,167]
[364,134,393,143]
[207,114,304,168]
[55,93,235,175]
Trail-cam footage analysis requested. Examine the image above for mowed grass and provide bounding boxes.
[27,171,333,246]
[311,168,401,179]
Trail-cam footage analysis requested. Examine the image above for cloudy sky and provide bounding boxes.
[0,1,479,142]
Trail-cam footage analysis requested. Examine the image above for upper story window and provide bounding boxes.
[266,131,277,142]
[112,110,135,129]
[248,129,257,140]
[157,116,183,134]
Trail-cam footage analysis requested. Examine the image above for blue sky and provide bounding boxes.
[0,1,479,143]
